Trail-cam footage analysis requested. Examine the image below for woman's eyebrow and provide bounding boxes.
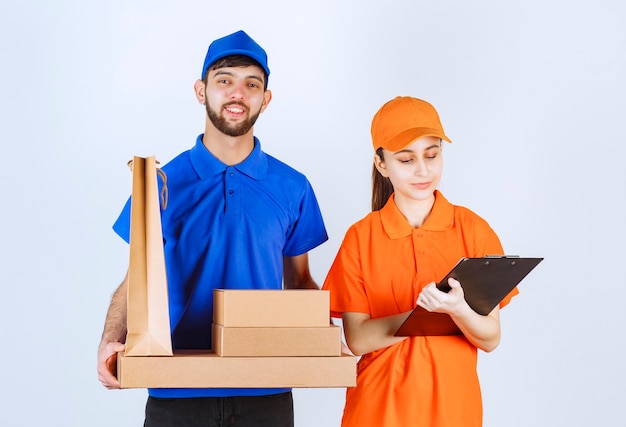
[394,144,440,154]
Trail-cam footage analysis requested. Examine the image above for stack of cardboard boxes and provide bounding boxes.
[213,289,341,356]
[117,289,356,389]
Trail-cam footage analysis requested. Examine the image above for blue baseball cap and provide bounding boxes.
[201,30,270,84]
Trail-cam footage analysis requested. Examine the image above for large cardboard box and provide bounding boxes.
[213,324,342,357]
[213,289,330,327]
[117,351,356,388]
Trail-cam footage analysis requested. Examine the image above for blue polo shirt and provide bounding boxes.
[113,135,328,398]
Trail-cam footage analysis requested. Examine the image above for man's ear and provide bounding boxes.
[373,154,388,177]
[194,80,206,105]
[260,89,272,113]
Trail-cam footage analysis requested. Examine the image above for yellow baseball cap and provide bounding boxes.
[371,96,451,151]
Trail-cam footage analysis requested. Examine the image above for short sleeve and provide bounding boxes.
[112,197,132,243]
[283,179,328,257]
[322,226,370,318]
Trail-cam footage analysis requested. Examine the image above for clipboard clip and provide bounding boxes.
[485,254,520,258]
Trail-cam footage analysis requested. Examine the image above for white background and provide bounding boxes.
[1,1,625,426]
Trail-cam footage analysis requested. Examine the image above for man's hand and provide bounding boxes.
[97,341,125,389]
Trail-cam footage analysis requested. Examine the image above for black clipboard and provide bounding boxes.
[395,256,543,337]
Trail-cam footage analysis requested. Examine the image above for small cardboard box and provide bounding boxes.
[213,324,342,357]
[117,351,356,388]
[213,289,329,327]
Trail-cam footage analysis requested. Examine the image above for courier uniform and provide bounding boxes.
[322,191,517,427]
[113,134,328,399]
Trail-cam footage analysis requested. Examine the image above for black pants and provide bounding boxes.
[144,392,294,427]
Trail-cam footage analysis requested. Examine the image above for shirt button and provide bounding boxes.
[229,172,234,177]
[229,189,234,195]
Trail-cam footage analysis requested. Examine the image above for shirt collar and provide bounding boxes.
[380,190,455,238]
[190,134,268,180]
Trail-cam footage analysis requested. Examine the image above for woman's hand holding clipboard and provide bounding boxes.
[395,256,543,336]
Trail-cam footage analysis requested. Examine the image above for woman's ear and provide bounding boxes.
[374,154,389,177]
[194,79,206,105]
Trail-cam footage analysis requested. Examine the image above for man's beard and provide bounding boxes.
[206,101,262,137]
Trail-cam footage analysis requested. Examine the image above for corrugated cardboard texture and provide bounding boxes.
[213,289,330,327]
[213,324,342,357]
[117,351,356,388]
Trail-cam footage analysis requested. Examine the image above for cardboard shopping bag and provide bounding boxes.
[125,156,173,356]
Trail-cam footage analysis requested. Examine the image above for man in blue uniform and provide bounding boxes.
[97,30,328,427]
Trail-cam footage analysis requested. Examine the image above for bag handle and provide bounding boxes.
[127,159,168,210]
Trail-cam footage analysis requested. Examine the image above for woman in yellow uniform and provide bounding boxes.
[323,96,518,426]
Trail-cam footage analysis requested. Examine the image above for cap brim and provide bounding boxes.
[202,49,270,80]
[381,127,452,151]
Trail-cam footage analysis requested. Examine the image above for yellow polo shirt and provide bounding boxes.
[323,191,518,426]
